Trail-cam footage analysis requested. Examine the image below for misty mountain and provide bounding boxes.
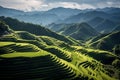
[87,17,104,28]
[46,7,81,19]
[0,6,24,17]
[1,6,120,26]
[60,11,109,24]
[0,6,81,25]
[95,19,117,33]
[14,13,60,25]
[96,7,120,14]
[87,17,118,33]
[113,25,120,32]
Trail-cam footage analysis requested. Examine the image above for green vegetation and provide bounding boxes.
[113,45,120,56]
[0,21,12,36]
[73,46,117,64]
[0,17,119,80]
[88,31,120,52]
[58,23,99,40]
[0,16,80,45]
[45,46,72,61]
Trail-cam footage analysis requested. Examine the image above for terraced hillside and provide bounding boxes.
[0,41,118,80]
[0,19,119,80]
[0,42,81,80]
[87,31,120,52]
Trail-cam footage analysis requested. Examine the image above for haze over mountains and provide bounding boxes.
[1,6,120,27]
[0,5,120,80]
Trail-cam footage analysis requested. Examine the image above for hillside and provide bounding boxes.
[87,17,104,28]
[87,17,118,33]
[0,16,79,45]
[88,31,120,52]
[47,23,72,32]
[95,19,117,33]
[0,21,119,80]
[113,25,120,32]
[0,21,12,36]
[58,23,99,40]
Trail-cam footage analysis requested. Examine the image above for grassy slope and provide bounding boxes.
[88,31,120,51]
[0,22,119,80]
[0,41,116,80]
[0,41,81,79]
[0,32,117,79]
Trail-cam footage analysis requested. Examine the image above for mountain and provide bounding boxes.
[46,7,81,19]
[47,23,73,32]
[97,7,120,14]
[95,7,120,23]
[0,6,60,25]
[1,6,120,26]
[95,19,117,33]
[58,10,120,32]
[113,25,120,32]
[0,16,79,45]
[87,17,104,28]
[14,12,60,25]
[60,11,109,24]
[0,6,24,17]
[88,31,120,52]
[0,6,81,25]
[58,23,99,40]
[87,16,119,33]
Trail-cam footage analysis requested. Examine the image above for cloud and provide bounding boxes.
[43,0,120,9]
[0,0,43,11]
[0,0,120,11]
[38,2,95,11]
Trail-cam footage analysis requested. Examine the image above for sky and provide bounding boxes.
[0,0,120,11]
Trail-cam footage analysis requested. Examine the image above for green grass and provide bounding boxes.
[0,42,15,47]
[73,46,117,64]
[0,17,119,80]
[87,31,120,51]
[0,41,42,53]
[70,51,116,80]
[0,51,49,58]
[45,46,72,61]
[0,50,81,80]
[0,30,118,80]
[0,41,81,79]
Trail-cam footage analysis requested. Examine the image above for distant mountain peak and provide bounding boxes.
[0,6,3,8]
[48,7,80,12]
